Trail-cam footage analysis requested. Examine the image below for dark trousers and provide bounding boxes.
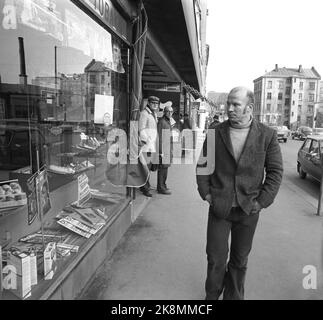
[139,159,155,192]
[157,166,168,191]
[205,206,259,300]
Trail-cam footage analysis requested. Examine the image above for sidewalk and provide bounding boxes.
[80,135,323,300]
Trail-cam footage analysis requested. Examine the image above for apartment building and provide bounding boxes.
[253,64,321,129]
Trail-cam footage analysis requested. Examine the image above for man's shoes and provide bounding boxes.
[157,189,172,195]
[141,189,152,197]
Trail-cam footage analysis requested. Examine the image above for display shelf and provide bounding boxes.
[0,196,129,300]
[0,204,26,220]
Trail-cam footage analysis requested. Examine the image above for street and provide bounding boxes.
[81,135,323,300]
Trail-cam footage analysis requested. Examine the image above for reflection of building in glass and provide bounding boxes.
[32,76,60,120]
[61,74,87,121]
[84,59,112,119]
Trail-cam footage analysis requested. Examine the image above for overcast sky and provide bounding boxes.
[205,0,323,93]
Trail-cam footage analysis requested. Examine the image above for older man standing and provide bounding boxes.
[139,96,159,197]
[157,104,174,195]
[196,86,283,300]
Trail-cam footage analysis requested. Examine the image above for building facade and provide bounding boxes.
[253,65,321,129]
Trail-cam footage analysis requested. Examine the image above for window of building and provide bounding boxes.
[266,104,271,112]
[0,0,130,196]
[284,109,289,117]
[285,87,291,95]
[299,82,303,90]
[90,75,97,84]
[285,98,290,106]
[294,78,297,83]
[278,81,284,89]
[293,89,296,94]
[267,92,272,100]
[278,92,283,100]
[277,104,282,112]
[0,0,132,301]
[308,105,314,113]
[309,82,315,90]
[286,78,291,84]
[267,81,272,89]
[293,100,295,105]
[266,115,270,123]
[299,93,302,101]
[101,75,105,83]
[306,116,313,127]
[298,105,302,114]
[309,94,315,102]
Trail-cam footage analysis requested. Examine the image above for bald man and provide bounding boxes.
[196,86,283,300]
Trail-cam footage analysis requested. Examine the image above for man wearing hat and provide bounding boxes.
[157,104,174,195]
[138,96,160,197]
[209,114,220,130]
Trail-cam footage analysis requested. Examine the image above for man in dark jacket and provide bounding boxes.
[208,114,220,129]
[157,105,173,195]
[196,86,283,300]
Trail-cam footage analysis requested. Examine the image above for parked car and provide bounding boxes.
[312,127,323,135]
[292,126,313,140]
[297,135,323,181]
[269,125,289,143]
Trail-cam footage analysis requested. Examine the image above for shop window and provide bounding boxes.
[0,0,130,300]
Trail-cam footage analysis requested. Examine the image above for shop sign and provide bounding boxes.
[80,0,128,41]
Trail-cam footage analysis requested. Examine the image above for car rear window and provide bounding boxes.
[302,139,312,152]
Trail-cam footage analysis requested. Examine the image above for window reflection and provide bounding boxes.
[0,0,129,194]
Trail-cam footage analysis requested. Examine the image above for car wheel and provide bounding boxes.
[298,164,307,179]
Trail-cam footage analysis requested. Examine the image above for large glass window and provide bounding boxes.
[0,0,129,175]
[0,0,130,217]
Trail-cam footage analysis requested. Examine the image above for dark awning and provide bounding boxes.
[143,0,200,91]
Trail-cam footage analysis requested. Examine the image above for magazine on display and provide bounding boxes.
[26,168,51,225]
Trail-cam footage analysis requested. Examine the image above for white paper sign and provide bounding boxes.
[94,94,114,124]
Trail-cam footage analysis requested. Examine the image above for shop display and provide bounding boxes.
[0,0,131,301]
[7,251,32,299]
[78,133,101,151]
[56,206,105,238]
[48,160,95,175]
[43,242,57,280]
[0,180,27,210]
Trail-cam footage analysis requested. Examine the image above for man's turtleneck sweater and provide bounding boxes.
[229,116,253,207]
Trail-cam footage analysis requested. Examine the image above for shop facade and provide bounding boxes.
[0,0,207,300]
